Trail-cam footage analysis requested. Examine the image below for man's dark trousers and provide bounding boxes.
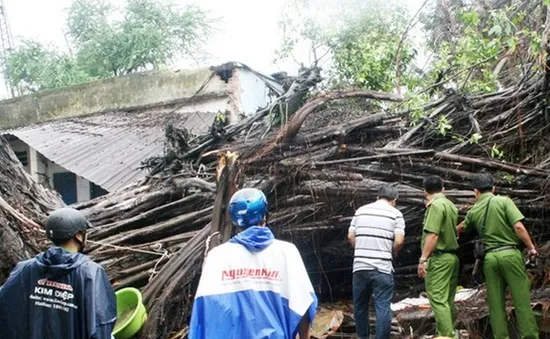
[353,270,394,339]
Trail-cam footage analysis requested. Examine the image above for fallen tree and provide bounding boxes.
[0,137,63,281]
[1,65,550,337]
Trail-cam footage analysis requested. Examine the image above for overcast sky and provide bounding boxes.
[2,0,426,99]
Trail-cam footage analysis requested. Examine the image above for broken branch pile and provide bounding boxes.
[79,71,550,337]
[2,67,550,337]
[0,139,63,281]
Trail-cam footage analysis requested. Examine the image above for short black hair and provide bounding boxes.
[51,230,85,247]
[52,239,70,247]
[473,173,494,193]
[378,185,399,201]
[423,175,444,194]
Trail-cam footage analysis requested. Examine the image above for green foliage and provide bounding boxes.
[405,92,430,126]
[424,1,543,95]
[275,0,546,147]
[469,133,483,144]
[328,2,417,91]
[491,144,505,159]
[437,116,452,136]
[452,135,465,143]
[427,9,501,93]
[69,0,212,77]
[6,0,212,93]
[277,0,418,92]
[5,40,92,92]
[67,0,112,44]
[501,173,515,184]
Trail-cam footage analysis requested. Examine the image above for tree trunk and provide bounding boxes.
[0,136,64,282]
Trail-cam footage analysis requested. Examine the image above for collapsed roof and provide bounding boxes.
[4,110,216,192]
[0,62,285,192]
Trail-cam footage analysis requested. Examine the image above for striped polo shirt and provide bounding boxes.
[349,200,406,274]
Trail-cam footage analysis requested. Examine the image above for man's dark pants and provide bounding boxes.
[353,270,394,339]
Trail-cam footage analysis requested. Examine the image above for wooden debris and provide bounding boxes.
[0,136,63,281]
[1,67,550,338]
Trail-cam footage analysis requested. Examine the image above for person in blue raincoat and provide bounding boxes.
[189,188,318,339]
[0,207,117,339]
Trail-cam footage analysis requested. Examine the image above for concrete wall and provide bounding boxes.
[0,65,284,130]
[238,69,282,117]
[0,67,228,129]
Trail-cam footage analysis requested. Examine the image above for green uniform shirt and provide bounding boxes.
[421,193,459,252]
[463,192,524,250]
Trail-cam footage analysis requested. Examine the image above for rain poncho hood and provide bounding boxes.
[189,226,318,339]
[0,247,117,339]
[229,226,274,252]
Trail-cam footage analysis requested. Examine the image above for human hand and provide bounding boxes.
[456,223,464,236]
[417,261,427,279]
[527,247,538,259]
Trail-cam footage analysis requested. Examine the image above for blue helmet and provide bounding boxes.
[228,188,268,228]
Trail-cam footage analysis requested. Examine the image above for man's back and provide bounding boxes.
[0,247,116,339]
[190,238,317,339]
[350,200,405,274]
[463,193,523,250]
[421,194,459,252]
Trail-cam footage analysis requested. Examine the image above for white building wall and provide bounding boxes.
[8,138,92,204]
[175,97,229,115]
[237,69,283,117]
[35,152,49,187]
[28,147,39,182]
[76,177,91,203]
[43,162,91,203]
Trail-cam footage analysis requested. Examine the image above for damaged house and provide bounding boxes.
[0,62,284,204]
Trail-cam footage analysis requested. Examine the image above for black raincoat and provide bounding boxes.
[0,247,117,339]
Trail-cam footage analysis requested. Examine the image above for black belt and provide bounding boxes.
[432,250,457,257]
[486,245,516,253]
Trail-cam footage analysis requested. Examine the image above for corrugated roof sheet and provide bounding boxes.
[3,110,216,192]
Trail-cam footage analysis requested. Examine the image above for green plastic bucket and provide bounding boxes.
[112,287,147,339]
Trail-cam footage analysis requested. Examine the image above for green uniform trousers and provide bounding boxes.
[426,253,459,338]
[484,249,538,339]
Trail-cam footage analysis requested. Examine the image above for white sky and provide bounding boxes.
[2,0,426,99]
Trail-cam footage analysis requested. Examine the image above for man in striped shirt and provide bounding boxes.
[348,185,405,339]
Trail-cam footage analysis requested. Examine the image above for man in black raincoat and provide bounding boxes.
[0,207,117,339]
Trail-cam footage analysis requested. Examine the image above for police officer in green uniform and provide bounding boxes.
[457,173,538,339]
[418,175,460,338]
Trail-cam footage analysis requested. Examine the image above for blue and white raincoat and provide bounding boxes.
[189,226,318,339]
